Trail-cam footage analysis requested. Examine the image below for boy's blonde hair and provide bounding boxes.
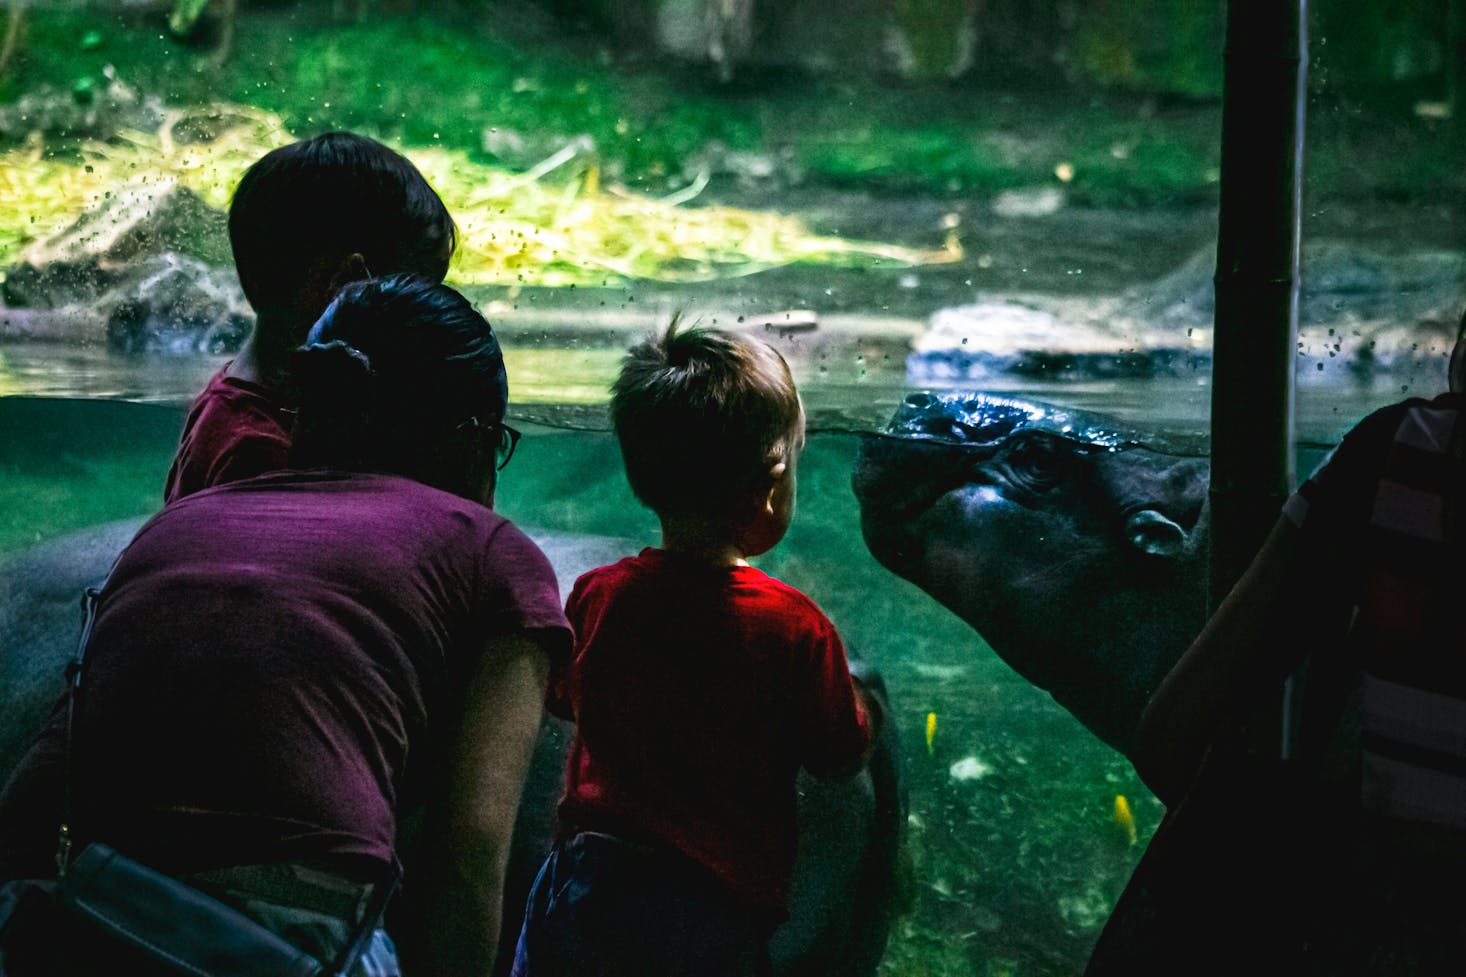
[611,318,802,519]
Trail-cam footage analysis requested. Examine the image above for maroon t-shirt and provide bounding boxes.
[0,471,570,879]
[553,548,874,911]
[163,367,294,504]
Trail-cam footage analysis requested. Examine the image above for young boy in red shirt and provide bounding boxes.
[512,320,880,977]
[162,131,456,502]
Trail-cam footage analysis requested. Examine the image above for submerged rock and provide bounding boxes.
[909,241,1465,386]
[910,299,1210,382]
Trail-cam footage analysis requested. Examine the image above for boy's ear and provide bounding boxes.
[760,460,788,513]
[327,252,372,292]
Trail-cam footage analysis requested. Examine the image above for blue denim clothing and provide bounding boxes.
[512,832,776,977]
[190,861,400,977]
[0,869,399,977]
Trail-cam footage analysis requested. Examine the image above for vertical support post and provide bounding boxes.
[1450,0,1466,137]
[1209,0,1307,612]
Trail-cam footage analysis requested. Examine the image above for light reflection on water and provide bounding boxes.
[0,344,224,403]
[0,340,1435,450]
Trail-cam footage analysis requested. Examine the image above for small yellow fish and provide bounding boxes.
[925,712,937,755]
[1113,794,1137,846]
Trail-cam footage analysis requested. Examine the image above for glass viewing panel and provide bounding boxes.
[0,3,1459,975]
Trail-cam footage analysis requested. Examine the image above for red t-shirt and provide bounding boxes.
[553,548,873,910]
[0,471,571,879]
[163,367,294,504]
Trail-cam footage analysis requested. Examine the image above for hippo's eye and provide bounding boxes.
[999,436,1064,493]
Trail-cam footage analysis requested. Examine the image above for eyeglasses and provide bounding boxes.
[494,422,521,471]
[459,417,522,471]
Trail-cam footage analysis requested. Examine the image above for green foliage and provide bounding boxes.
[3,7,764,187]
[1312,0,1448,90]
[795,93,1223,205]
[0,4,1219,205]
[802,128,1020,195]
[1072,0,1225,99]
[0,3,1457,209]
[168,0,213,39]
[890,0,976,81]
[1065,118,1221,206]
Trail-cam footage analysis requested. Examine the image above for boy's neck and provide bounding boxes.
[659,516,749,568]
[227,320,303,391]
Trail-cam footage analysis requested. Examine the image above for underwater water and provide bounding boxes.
[0,318,1419,977]
[2,392,1160,977]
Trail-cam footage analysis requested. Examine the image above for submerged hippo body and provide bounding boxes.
[853,392,1210,757]
[0,517,905,977]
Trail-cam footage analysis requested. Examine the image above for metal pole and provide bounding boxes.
[1209,0,1307,612]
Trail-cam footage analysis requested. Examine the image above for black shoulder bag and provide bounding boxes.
[23,584,400,977]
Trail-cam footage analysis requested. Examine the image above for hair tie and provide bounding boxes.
[301,338,372,372]
[293,339,377,414]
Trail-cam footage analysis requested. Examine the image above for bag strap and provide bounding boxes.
[56,583,103,878]
[56,574,403,976]
[324,858,401,977]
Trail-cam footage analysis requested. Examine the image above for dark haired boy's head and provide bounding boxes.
[229,131,456,347]
[290,274,508,502]
[611,319,804,532]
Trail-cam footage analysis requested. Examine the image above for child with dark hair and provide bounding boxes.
[163,131,457,503]
[511,319,879,977]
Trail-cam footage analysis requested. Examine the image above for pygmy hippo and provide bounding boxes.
[852,392,1210,758]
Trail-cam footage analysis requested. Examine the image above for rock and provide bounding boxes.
[991,187,1067,219]
[0,305,107,344]
[1,252,251,356]
[12,182,231,276]
[909,299,1208,382]
[1,182,248,355]
[1119,241,1465,332]
[104,253,252,356]
[0,76,166,143]
[909,242,1465,385]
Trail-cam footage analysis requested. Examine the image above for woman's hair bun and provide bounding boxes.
[292,339,375,405]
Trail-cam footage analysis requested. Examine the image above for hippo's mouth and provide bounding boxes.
[852,433,988,523]
[852,433,991,574]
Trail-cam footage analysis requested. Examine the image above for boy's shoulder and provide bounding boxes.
[189,367,292,415]
[571,550,824,609]
[164,368,295,504]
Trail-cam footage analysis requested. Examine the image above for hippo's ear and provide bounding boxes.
[1125,509,1188,559]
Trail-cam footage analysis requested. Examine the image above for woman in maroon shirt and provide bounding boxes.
[0,275,571,977]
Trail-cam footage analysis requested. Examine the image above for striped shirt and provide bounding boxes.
[1285,391,1466,836]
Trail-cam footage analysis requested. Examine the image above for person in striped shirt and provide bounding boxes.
[1133,307,1466,974]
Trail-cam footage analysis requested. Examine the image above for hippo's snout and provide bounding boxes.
[885,392,1033,447]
